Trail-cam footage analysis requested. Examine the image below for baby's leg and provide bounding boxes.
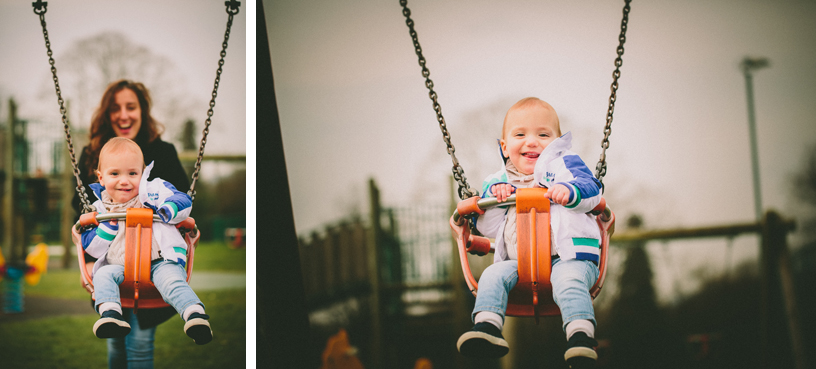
[551,258,600,366]
[471,260,519,328]
[458,260,518,358]
[92,264,131,338]
[93,264,126,313]
[551,258,598,331]
[150,260,204,318]
[151,260,212,345]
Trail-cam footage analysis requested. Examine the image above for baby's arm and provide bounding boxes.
[156,182,193,224]
[80,220,119,258]
[545,154,603,213]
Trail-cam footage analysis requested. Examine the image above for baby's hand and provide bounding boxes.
[157,203,176,223]
[96,219,120,238]
[544,184,571,206]
[491,183,515,203]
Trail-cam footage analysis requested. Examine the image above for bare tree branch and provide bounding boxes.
[36,31,199,144]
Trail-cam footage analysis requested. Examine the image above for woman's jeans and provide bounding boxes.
[108,308,155,369]
[93,259,205,319]
[472,258,600,331]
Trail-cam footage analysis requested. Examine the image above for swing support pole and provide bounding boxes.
[611,211,805,369]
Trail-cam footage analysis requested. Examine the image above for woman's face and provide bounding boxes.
[109,88,142,140]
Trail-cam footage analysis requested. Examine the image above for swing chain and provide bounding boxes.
[400,0,478,201]
[187,0,241,202]
[225,0,241,15]
[32,1,95,214]
[595,0,631,188]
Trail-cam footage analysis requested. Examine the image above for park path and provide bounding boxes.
[0,271,245,323]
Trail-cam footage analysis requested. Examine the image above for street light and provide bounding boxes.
[741,56,769,222]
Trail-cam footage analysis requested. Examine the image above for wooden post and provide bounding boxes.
[759,211,778,368]
[760,210,803,368]
[367,178,383,369]
[324,225,337,296]
[765,211,806,369]
[4,98,18,263]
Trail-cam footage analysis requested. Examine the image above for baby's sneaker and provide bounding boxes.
[564,332,598,368]
[184,313,213,345]
[456,322,510,358]
[93,310,131,338]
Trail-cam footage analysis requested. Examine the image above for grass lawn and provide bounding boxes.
[0,288,246,369]
[190,241,247,272]
[0,241,246,368]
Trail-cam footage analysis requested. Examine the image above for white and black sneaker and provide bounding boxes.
[184,313,213,345]
[564,332,598,368]
[456,322,510,358]
[93,310,131,339]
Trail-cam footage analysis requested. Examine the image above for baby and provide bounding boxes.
[82,137,212,345]
[457,98,603,368]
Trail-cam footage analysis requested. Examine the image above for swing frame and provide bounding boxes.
[72,208,200,311]
[451,187,615,321]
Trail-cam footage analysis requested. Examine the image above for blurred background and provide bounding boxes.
[0,1,247,368]
[264,0,816,368]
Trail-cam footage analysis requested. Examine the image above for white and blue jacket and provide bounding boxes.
[81,161,193,274]
[476,132,604,264]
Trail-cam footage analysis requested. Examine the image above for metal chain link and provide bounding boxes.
[187,0,240,202]
[595,0,631,188]
[32,0,95,214]
[399,0,478,201]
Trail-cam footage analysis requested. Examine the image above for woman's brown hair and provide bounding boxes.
[83,80,164,178]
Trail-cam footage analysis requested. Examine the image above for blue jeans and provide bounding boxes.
[472,258,599,331]
[108,309,155,369]
[94,260,204,319]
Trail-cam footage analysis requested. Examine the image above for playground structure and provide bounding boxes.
[0,99,60,314]
[610,210,805,369]
[295,177,806,369]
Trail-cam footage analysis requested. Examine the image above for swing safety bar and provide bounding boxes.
[73,210,200,311]
[450,188,614,320]
[451,194,613,226]
[76,212,199,236]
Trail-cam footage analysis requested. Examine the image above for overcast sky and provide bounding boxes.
[265,0,816,301]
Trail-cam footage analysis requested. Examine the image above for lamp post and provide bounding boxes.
[740,56,769,222]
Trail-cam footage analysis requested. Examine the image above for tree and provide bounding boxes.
[601,215,684,368]
[791,143,816,241]
[37,32,197,142]
[179,119,197,151]
[188,168,246,241]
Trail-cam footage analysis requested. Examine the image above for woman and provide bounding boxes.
[74,79,191,369]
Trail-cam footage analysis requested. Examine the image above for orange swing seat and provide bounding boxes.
[450,187,615,321]
[72,208,200,312]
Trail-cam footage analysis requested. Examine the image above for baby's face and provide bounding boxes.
[500,105,560,175]
[96,150,143,203]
